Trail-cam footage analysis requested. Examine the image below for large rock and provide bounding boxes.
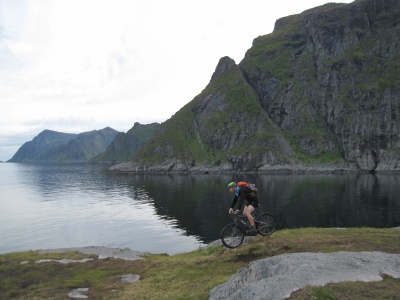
[209,251,400,300]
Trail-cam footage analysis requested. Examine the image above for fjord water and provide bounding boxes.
[1,163,399,255]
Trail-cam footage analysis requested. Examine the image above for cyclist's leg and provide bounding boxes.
[245,196,260,227]
[243,204,255,227]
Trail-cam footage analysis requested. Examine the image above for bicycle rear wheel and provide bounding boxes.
[255,212,276,236]
[220,223,244,248]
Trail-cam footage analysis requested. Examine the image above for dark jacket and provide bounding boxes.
[230,186,257,210]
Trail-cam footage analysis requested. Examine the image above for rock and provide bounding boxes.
[68,288,89,299]
[209,251,400,300]
[35,258,93,264]
[121,274,140,283]
[38,246,145,261]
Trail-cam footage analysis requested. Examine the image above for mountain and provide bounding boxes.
[109,0,400,173]
[9,127,119,163]
[8,130,78,162]
[91,122,160,163]
[47,127,120,162]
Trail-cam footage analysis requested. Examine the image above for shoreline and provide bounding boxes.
[3,227,399,259]
[104,161,400,175]
[37,246,147,261]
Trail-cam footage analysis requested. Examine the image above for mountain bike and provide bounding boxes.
[220,211,276,248]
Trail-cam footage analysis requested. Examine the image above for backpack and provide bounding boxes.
[237,181,258,193]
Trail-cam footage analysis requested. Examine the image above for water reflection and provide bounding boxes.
[255,173,400,229]
[1,163,399,255]
[107,172,400,243]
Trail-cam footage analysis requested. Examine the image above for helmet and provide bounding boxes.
[227,182,236,188]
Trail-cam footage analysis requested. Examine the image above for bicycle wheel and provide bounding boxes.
[220,223,245,248]
[255,212,276,236]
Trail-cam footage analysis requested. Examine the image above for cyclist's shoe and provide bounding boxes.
[247,226,257,233]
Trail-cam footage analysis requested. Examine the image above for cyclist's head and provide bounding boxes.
[227,182,236,189]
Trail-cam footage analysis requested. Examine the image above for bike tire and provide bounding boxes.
[220,223,245,248]
[255,212,276,236]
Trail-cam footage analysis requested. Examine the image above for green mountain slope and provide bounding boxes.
[91,122,160,163]
[140,57,295,168]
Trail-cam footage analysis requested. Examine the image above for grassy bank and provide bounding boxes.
[1,227,399,299]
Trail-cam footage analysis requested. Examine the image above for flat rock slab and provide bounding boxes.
[121,274,140,283]
[36,258,93,264]
[210,251,400,300]
[38,246,145,260]
[68,287,89,299]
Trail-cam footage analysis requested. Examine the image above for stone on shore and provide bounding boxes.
[209,251,400,300]
[38,246,146,260]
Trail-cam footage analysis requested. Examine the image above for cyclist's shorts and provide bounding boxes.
[247,199,259,209]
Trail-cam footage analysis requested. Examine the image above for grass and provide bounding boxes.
[290,274,400,300]
[1,228,399,299]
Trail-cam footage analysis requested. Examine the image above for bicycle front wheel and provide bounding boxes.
[255,212,276,236]
[220,223,244,248]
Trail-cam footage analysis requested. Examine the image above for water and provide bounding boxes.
[1,163,399,255]
[0,163,207,255]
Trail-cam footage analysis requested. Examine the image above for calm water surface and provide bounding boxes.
[1,163,399,255]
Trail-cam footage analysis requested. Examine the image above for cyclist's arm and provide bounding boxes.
[230,195,238,210]
[237,188,246,210]
[229,187,241,214]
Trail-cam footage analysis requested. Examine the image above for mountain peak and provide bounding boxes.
[210,56,237,81]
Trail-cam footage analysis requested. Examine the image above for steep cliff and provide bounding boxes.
[240,0,400,171]
[110,0,400,173]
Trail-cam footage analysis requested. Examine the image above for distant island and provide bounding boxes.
[8,123,159,164]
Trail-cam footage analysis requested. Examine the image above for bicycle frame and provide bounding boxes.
[228,212,257,236]
[230,213,255,233]
[220,211,276,248]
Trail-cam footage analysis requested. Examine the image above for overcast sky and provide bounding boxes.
[0,0,353,161]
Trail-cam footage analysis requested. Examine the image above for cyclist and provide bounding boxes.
[227,182,259,233]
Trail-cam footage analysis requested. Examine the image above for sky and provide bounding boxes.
[0,0,353,161]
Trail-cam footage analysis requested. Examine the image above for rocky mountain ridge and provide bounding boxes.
[110,0,400,174]
[9,127,119,163]
[8,122,161,164]
[9,130,78,163]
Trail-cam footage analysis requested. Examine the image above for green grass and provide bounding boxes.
[1,228,399,299]
[290,274,400,300]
